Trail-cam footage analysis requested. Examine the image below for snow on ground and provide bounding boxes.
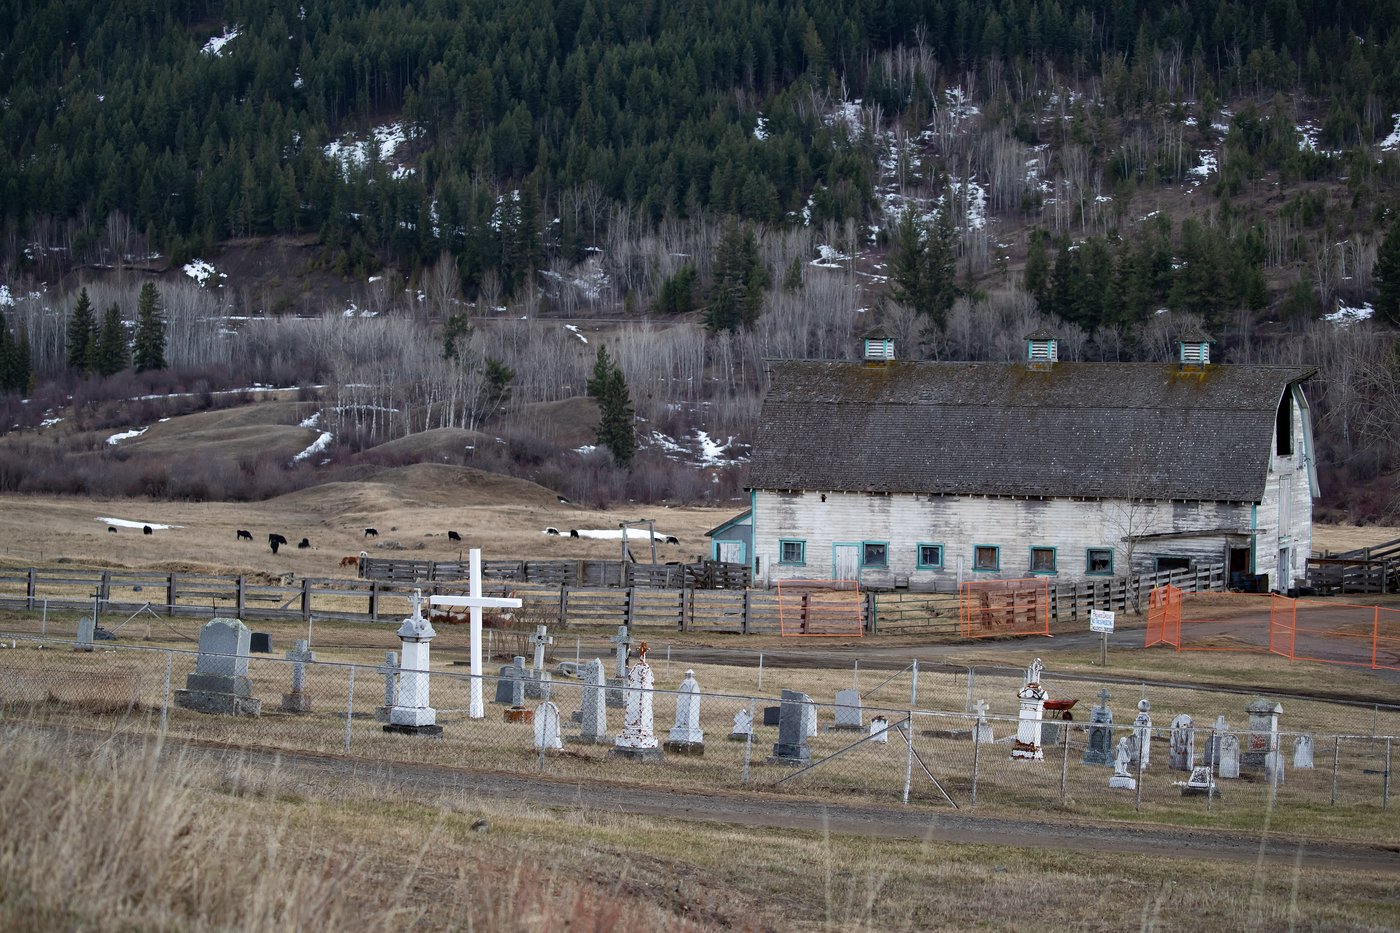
[949,177,987,230]
[201,27,240,57]
[323,123,418,178]
[824,99,865,144]
[106,426,148,445]
[943,87,980,122]
[563,324,588,344]
[810,244,850,268]
[753,114,769,141]
[1381,115,1400,151]
[299,411,322,429]
[1324,301,1374,327]
[695,430,747,466]
[40,416,61,428]
[548,528,676,542]
[291,431,333,463]
[1188,150,1217,185]
[97,517,181,530]
[183,259,226,286]
[0,285,11,306]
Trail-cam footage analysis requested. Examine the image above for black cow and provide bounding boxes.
[448,530,462,542]
[107,526,117,533]
[142,525,153,535]
[236,529,253,541]
[569,529,580,538]
[664,535,680,545]
[364,527,379,538]
[269,533,288,554]
[297,538,311,549]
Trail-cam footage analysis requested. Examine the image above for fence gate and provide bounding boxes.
[1144,585,1182,647]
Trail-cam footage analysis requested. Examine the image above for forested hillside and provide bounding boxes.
[1,0,1398,518]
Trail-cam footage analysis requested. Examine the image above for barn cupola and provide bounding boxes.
[1178,329,1213,369]
[862,335,895,365]
[1025,328,1058,371]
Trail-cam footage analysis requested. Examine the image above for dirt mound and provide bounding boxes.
[114,399,317,460]
[272,463,561,513]
[359,427,491,462]
[510,396,599,447]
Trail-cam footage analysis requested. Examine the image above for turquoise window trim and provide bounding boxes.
[1029,545,1058,574]
[861,540,889,568]
[778,538,806,566]
[916,542,944,570]
[972,544,1000,572]
[1085,547,1114,576]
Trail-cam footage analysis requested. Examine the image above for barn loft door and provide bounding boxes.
[832,544,860,583]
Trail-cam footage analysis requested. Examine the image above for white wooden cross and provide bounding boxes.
[528,624,554,675]
[429,549,523,718]
[973,698,989,721]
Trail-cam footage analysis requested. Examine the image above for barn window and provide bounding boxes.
[1086,548,1114,575]
[862,542,888,568]
[1155,556,1191,573]
[973,545,1000,571]
[1030,547,1057,574]
[1276,392,1293,456]
[778,540,806,565]
[917,543,944,569]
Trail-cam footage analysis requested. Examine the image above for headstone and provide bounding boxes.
[1218,733,1241,779]
[768,690,813,765]
[250,632,272,653]
[610,641,663,761]
[728,707,753,741]
[1243,698,1282,771]
[664,669,705,755]
[762,706,781,726]
[606,625,632,708]
[870,715,890,744]
[75,613,96,652]
[504,656,532,723]
[832,689,864,731]
[572,658,610,744]
[1202,715,1231,767]
[280,639,315,713]
[493,662,518,704]
[1011,657,1047,761]
[1182,766,1218,798]
[973,699,994,745]
[1293,734,1315,770]
[375,650,399,723]
[533,700,563,750]
[801,697,818,739]
[174,618,261,716]
[1169,714,1195,771]
[383,590,443,735]
[1109,737,1137,790]
[1083,688,1114,765]
[525,625,554,700]
[1264,749,1286,785]
[1132,698,1153,770]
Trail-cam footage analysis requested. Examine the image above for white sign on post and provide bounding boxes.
[1090,610,1116,633]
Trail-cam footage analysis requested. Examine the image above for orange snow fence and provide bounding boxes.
[776,580,864,637]
[958,578,1050,638]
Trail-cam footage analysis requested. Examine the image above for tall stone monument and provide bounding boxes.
[1169,714,1195,771]
[664,669,705,755]
[1243,697,1282,771]
[174,618,261,716]
[383,590,443,736]
[571,658,610,744]
[769,689,814,765]
[1131,698,1153,770]
[1083,688,1114,765]
[610,641,663,761]
[1011,657,1047,761]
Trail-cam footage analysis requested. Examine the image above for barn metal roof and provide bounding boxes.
[749,361,1316,502]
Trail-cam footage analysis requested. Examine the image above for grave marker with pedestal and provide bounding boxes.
[174,618,261,717]
[664,669,705,755]
[610,641,663,761]
[382,591,443,736]
[280,639,315,713]
[1011,658,1047,761]
[1083,688,1114,765]
[768,690,814,765]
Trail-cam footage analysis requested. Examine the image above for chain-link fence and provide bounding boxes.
[0,633,1394,832]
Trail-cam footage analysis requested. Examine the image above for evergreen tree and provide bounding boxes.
[94,304,130,377]
[888,207,960,328]
[1376,216,1400,326]
[1024,229,1052,308]
[67,287,96,373]
[705,220,767,332]
[586,345,635,467]
[132,281,166,372]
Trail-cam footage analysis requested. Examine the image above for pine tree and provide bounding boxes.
[67,287,96,373]
[586,345,635,467]
[94,304,129,377]
[705,220,767,332]
[1024,229,1052,309]
[1376,216,1400,326]
[888,207,960,328]
[132,281,166,372]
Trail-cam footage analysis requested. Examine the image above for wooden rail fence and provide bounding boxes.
[359,556,750,589]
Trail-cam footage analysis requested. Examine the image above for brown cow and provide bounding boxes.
[339,556,359,569]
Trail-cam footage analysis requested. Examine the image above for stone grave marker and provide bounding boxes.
[174,618,261,716]
[1108,737,1136,790]
[610,641,663,761]
[504,656,532,724]
[1264,749,1286,785]
[525,625,554,700]
[768,690,813,765]
[571,658,610,744]
[1169,714,1195,771]
[75,613,96,652]
[762,706,781,726]
[1243,697,1282,771]
[375,651,399,723]
[606,625,631,708]
[250,632,272,654]
[870,715,890,744]
[493,662,518,705]
[1132,698,1153,770]
[534,700,563,751]
[1182,766,1218,798]
[1293,734,1315,770]
[973,699,994,745]
[1203,715,1231,768]
[383,590,443,736]
[1218,733,1241,779]
[1011,658,1047,761]
[728,707,753,741]
[832,689,864,731]
[280,639,315,713]
[664,669,705,755]
[1082,688,1113,765]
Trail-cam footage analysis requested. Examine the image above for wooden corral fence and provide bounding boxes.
[359,556,750,590]
[1309,537,1400,594]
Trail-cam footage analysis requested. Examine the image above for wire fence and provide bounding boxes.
[0,634,1394,829]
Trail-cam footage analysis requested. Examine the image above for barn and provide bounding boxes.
[746,334,1318,593]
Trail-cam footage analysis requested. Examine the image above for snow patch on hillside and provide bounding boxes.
[107,426,148,445]
[1381,115,1400,151]
[98,517,181,530]
[1325,301,1373,327]
[323,123,419,178]
[183,259,227,286]
[292,431,333,463]
[201,27,240,57]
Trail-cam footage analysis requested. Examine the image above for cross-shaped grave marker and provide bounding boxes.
[529,624,554,675]
[609,625,632,680]
[429,549,523,718]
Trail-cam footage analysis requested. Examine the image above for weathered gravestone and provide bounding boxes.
[174,618,261,716]
[375,651,399,723]
[494,660,520,705]
[1264,749,1286,785]
[1108,737,1136,790]
[571,658,610,744]
[1011,658,1047,761]
[525,625,554,700]
[249,632,272,654]
[533,700,563,751]
[1243,697,1282,771]
[610,642,663,761]
[1294,734,1315,770]
[383,591,443,736]
[664,669,705,755]
[1203,715,1231,769]
[503,656,532,724]
[1183,765,1218,798]
[768,690,813,765]
[1131,698,1153,770]
[280,639,315,713]
[1218,733,1241,779]
[832,689,864,731]
[973,699,995,745]
[728,707,753,741]
[75,613,96,652]
[606,625,632,708]
[762,706,781,727]
[1083,688,1114,765]
[870,715,890,744]
[1169,714,1195,771]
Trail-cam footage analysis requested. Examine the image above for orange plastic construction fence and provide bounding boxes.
[776,580,864,637]
[1271,599,1400,671]
[958,578,1050,638]
[1144,584,1182,647]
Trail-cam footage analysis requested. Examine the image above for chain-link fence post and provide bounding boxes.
[344,665,356,754]
[741,698,755,785]
[1207,727,1216,814]
[1059,726,1070,803]
[40,599,47,637]
[1331,736,1340,806]
[971,724,981,807]
[1134,741,1144,812]
[901,714,914,805]
[160,650,172,733]
[1386,738,1392,812]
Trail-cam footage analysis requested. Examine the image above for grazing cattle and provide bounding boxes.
[297,538,311,549]
[236,529,253,541]
[448,530,462,542]
[544,527,560,536]
[142,525,153,535]
[339,556,359,569]
[557,495,571,504]
[364,527,379,538]
[664,535,680,545]
[569,529,580,538]
[269,533,288,554]
[107,527,117,533]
